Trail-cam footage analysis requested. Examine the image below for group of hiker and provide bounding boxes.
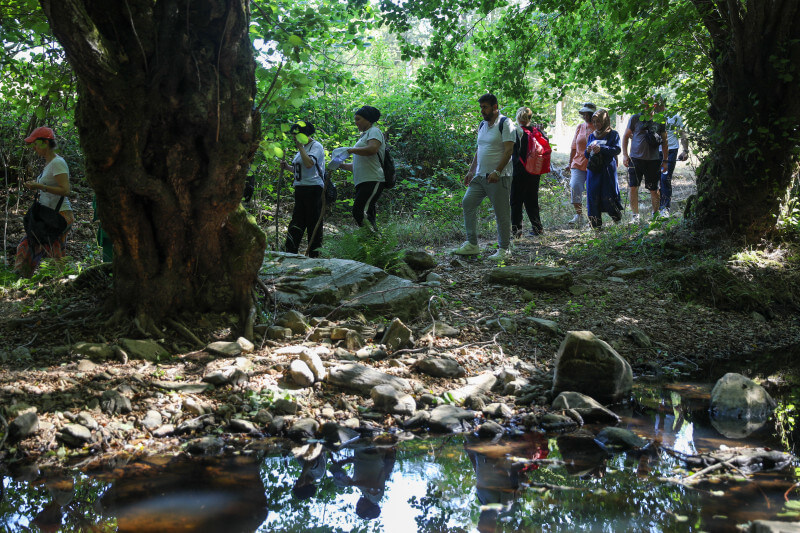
[14,93,689,277]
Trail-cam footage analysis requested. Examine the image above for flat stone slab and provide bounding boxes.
[486,265,572,290]
[328,363,411,394]
[261,253,429,320]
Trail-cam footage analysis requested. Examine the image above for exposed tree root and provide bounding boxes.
[165,318,205,349]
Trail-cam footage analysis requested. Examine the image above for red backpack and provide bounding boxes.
[520,126,552,175]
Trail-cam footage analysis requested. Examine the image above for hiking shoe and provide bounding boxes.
[660,208,670,218]
[453,241,479,255]
[568,214,584,225]
[488,248,510,261]
[629,213,640,224]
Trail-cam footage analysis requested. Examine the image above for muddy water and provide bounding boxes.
[1,383,798,532]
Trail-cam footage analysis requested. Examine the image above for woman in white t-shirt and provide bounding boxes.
[339,106,385,230]
[15,126,74,278]
[280,121,325,257]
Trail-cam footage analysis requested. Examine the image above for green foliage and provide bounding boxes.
[319,224,405,271]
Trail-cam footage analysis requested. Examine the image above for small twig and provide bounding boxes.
[19,333,38,348]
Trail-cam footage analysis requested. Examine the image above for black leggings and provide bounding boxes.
[510,172,543,235]
[285,185,323,257]
[353,181,385,227]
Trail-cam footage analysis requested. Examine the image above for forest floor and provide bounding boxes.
[2,154,800,471]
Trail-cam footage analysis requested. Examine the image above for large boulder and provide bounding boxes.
[552,331,632,403]
[261,253,429,321]
[710,373,776,422]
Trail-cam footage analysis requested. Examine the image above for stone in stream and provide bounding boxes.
[552,331,633,403]
[556,431,610,476]
[446,372,497,404]
[476,420,505,439]
[370,384,416,416]
[288,418,319,440]
[710,373,776,421]
[8,412,39,442]
[551,391,620,424]
[595,427,648,451]
[427,405,477,433]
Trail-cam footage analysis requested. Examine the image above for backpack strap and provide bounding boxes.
[34,191,65,211]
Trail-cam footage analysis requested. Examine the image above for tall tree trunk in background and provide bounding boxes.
[687,0,800,241]
[40,0,265,322]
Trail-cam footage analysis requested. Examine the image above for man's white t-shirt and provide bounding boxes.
[476,116,516,177]
[663,115,684,151]
[292,140,325,187]
[352,126,385,186]
[37,155,72,211]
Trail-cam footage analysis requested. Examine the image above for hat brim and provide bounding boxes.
[578,107,596,114]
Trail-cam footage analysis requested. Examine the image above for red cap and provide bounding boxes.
[24,126,55,143]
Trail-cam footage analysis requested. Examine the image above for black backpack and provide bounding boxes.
[314,159,337,204]
[378,147,396,189]
[479,116,509,136]
[632,114,662,148]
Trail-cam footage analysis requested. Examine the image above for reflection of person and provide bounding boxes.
[621,96,669,223]
[585,109,623,229]
[280,121,325,257]
[510,107,544,238]
[567,102,597,226]
[466,434,549,533]
[454,93,516,261]
[330,445,396,520]
[292,449,328,500]
[338,106,386,231]
[15,126,74,278]
[659,111,690,217]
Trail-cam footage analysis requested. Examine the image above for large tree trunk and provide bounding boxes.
[687,0,800,241]
[40,0,265,320]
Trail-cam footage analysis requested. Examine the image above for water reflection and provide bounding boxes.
[1,383,798,532]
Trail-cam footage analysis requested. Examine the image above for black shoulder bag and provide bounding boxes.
[24,192,67,246]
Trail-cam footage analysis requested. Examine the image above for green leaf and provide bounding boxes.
[287,35,303,47]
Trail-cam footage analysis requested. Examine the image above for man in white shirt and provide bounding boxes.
[659,113,690,217]
[454,93,516,261]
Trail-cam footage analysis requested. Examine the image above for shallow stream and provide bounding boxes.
[2,381,798,532]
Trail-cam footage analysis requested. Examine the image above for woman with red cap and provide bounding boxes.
[15,126,74,277]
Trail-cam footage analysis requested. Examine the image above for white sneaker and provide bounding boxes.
[629,213,640,224]
[568,214,584,225]
[488,248,510,261]
[453,241,479,255]
[660,208,670,218]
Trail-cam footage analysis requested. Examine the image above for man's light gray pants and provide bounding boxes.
[462,174,512,250]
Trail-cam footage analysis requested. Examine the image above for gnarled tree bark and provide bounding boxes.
[40,0,265,320]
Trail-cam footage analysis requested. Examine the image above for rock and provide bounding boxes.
[183,397,206,416]
[153,381,212,393]
[176,416,211,434]
[263,253,429,321]
[711,373,776,423]
[236,337,255,353]
[415,357,466,378]
[425,272,444,283]
[331,327,351,341]
[72,342,115,360]
[370,384,416,416]
[6,403,36,418]
[76,412,99,431]
[299,350,327,382]
[267,326,293,340]
[403,250,437,270]
[596,427,647,451]
[185,436,224,455]
[551,391,620,424]
[463,395,486,411]
[202,357,252,386]
[288,418,319,440]
[141,410,163,430]
[418,394,440,408]
[477,420,505,439]
[328,363,411,394]
[381,318,413,352]
[268,416,287,434]
[428,405,476,433]
[272,399,300,416]
[486,265,573,290]
[556,431,610,475]
[748,521,800,533]
[101,390,132,415]
[568,285,590,296]
[153,424,175,438]
[205,341,243,357]
[522,317,560,336]
[627,327,652,348]
[482,403,513,419]
[345,330,365,350]
[8,412,39,442]
[76,359,97,372]
[57,424,92,447]
[447,372,497,404]
[275,310,310,334]
[254,409,273,425]
[319,423,360,446]
[229,419,258,434]
[552,331,633,403]
[392,261,419,281]
[289,360,315,387]
[611,267,649,278]
[119,338,170,362]
[420,321,460,337]
[539,413,579,431]
[485,317,517,334]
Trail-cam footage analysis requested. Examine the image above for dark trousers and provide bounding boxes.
[353,181,385,228]
[243,174,256,202]
[510,172,543,235]
[660,148,678,210]
[285,185,324,257]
